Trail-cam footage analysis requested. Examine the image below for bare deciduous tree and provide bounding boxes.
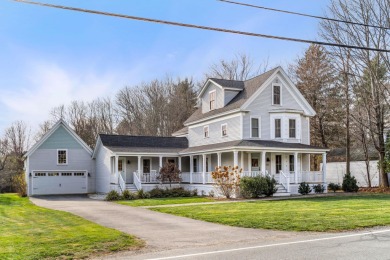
[321,0,390,186]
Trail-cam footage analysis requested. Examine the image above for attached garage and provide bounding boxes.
[25,120,95,196]
[32,171,88,195]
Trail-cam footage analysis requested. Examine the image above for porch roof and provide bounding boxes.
[179,139,328,154]
[100,134,188,154]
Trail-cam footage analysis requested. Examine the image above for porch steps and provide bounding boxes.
[125,184,138,192]
[274,184,291,197]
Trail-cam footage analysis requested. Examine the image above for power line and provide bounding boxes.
[219,0,390,31]
[13,0,390,53]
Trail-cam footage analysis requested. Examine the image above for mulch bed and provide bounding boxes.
[359,187,390,193]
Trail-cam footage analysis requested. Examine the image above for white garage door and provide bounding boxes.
[32,171,87,195]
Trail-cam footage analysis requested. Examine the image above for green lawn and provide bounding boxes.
[152,194,390,232]
[0,194,143,260]
[117,197,215,207]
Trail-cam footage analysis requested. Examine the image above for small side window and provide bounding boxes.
[204,126,209,138]
[221,124,227,137]
[273,85,281,105]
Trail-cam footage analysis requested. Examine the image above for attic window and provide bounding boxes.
[221,124,227,137]
[57,150,67,165]
[209,91,216,110]
[273,85,281,105]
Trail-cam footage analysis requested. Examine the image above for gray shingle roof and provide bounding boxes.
[209,78,245,90]
[184,67,279,125]
[179,139,327,154]
[171,126,188,137]
[99,134,188,153]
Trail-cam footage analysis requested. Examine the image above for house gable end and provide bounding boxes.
[39,125,83,150]
[241,67,316,116]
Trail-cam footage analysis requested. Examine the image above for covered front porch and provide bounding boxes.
[109,151,327,195]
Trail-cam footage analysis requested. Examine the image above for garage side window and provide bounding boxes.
[57,150,67,165]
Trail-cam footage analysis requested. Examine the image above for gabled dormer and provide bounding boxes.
[198,78,244,113]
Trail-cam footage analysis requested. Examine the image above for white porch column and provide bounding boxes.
[240,151,244,170]
[261,151,266,175]
[159,155,163,168]
[202,154,206,184]
[294,152,298,184]
[233,151,238,167]
[322,152,327,184]
[217,152,222,167]
[248,152,251,173]
[178,156,182,170]
[115,155,119,183]
[189,155,193,184]
[137,156,142,173]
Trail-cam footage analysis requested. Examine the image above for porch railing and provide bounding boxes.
[181,172,191,183]
[118,172,126,192]
[133,171,142,190]
[279,170,290,192]
[140,170,159,183]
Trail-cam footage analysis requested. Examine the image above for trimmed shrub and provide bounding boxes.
[328,183,340,193]
[313,184,325,194]
[298,182,312,195]
[122,189,137,200]
[263,176,278,197]
[149,187,165,198]
[105,190,121,201]
[240,175,277,198]
[192,189,198,196]
[208,190,215,197]
[137,189,150,199]
[240,176,265,198]
[342,172,359,192]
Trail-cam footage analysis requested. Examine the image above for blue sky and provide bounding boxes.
[0,0,329,134]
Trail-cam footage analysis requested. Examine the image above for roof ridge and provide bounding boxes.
[243,66,280,82]
[99,133,185,139]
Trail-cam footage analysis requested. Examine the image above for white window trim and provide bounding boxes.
[57,149,68,165]
[289,118,297,139]
[274,118,282,139]
[209,90,216,111]
[221,123,228,137]
[272,83,282,106]
[203,125,209,138]
[250,116,261,138]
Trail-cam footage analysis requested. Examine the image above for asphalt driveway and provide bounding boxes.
[30,195,316,258]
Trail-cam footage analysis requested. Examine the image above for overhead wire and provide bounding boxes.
[218,0,390,31]
[13,0,390,53]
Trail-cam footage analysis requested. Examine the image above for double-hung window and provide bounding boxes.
[251,118,260,138]
[57,150,67,165]
[275,119,281,138]
[209,91,216,110]
[204,126,209,138]
[289,119,296,138]
[273,85,281,105]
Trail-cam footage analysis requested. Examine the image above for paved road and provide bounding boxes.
[31,196,390,259]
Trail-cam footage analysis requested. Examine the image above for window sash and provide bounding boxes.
[193,158,198,172]
[273,85,281,105]
[222,124,227,136]
[209,91,216,110]
[251,118,259,138]
[289,119,296,138]
[204,126,209,138]
[275,119,281,138]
